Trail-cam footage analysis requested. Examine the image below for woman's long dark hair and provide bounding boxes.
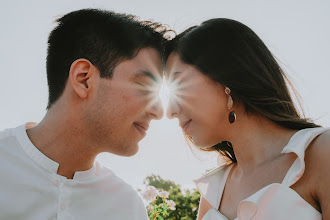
[166,18,320,163]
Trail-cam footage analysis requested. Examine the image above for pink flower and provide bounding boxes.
[142,186,159,202]
[166,200,176,210]
[159,191,169,200]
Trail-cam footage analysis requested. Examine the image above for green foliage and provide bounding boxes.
[143,175,200,220]
[144,175,179,191]
[148,200,169,220]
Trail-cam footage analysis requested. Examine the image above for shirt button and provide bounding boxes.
[55,180,60,186]
[61,203,66,210]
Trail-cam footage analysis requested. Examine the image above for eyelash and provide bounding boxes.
[137,83,154,94]
[137,83,147,88]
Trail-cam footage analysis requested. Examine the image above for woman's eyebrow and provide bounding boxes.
[171,71,182,77]
[166,71,182,81]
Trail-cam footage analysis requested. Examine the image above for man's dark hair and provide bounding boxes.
[46,8,168,109]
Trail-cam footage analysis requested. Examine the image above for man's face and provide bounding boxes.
[85,47,164,156]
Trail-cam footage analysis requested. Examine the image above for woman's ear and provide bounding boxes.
[69,58,96,99]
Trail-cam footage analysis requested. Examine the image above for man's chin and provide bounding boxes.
[118,144,139,157]
[121,150,139,157]
[103,142,140,157]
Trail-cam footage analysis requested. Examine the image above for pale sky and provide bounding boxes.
[1,0,329,189]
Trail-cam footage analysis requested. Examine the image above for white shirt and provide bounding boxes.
[0,123,148,220]
[194,127,329,220]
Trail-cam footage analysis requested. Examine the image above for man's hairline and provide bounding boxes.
[98,46,164,79]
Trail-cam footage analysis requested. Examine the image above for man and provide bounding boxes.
[0,9,167,219]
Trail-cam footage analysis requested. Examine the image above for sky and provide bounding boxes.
[0,0,329,190]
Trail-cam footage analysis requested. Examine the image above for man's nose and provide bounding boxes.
[146,96,164,120]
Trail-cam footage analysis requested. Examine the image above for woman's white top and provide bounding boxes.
[194,127,329,220]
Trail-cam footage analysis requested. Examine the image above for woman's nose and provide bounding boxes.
[166,95,181,119]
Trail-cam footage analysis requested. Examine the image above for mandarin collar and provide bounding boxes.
[16,123,97,181]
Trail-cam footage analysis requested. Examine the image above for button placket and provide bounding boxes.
[57,180,69,219]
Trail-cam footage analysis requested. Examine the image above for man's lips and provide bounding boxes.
[134,122,149,131]
[133,122,149,137]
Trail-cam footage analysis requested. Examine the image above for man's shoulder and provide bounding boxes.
[0,126,16,141]
[95,163,143,199]
[0,125,21,153]
[92,163,147,217]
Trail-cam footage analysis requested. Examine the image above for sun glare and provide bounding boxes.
[159,82,171,109]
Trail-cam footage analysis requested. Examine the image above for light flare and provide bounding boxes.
[138,76,201,119]
[165,77,200,116]
[159,82,171,109]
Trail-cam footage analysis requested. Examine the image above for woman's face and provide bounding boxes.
[166,52,231,148]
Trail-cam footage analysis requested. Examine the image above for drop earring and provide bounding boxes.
[225,87,236,124]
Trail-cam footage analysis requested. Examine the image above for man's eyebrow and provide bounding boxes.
[133,70,159,83]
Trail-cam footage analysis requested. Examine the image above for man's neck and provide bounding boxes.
[26,110,98,179]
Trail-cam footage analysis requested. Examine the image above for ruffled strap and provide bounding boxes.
[281,127,329,187]
[193,164,234,209]
[238,183,322,220]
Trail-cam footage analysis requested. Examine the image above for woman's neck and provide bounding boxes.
[228,115,298,174]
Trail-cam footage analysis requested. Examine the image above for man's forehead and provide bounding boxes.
[131,47,163,79]
[112,48,163,79]
[135,47,162,66]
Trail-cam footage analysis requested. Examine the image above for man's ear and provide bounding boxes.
[69,58,97,99]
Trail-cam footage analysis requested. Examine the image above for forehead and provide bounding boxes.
[166,52,182,72]
[165,52,219,89]
[112,47,163,80]
[165,52,198,80]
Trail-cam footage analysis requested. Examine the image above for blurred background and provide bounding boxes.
[1,0,329,193]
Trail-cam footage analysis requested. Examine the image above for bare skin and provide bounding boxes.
[218,116,298,219]
[197,118,330,220]
[166,52,330,220]
[27,60,101,179]
[27,105,98,179]
[27,48,164,179]
[196,115,299,220]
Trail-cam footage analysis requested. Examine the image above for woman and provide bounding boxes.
[165,19,330,219]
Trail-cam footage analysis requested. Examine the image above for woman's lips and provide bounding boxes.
[181,119,192,133]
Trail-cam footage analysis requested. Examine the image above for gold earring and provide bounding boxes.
[225,87,236,124]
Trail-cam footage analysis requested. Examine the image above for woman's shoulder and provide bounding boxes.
[303,129,330,216]
[305,129,330,163]
[194,163,234,210]
[195,163,232,181]
[193,163,233,196]
[294,128,330,182]
[315,129,330,144]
